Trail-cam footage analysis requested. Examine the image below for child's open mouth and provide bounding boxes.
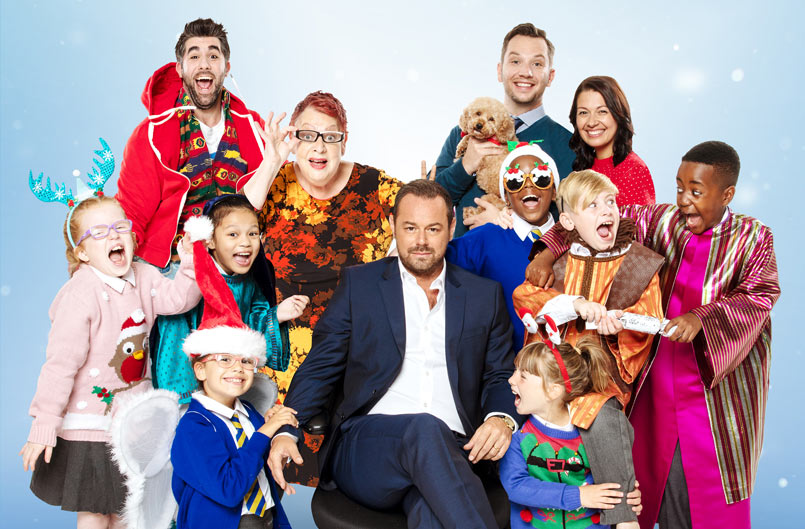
[233,252,253,267]
[521,194,541,209]
[596,220,614,239]
[108,245,126,266]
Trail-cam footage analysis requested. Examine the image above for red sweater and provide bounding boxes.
[116,63,265,267]
[591,151,655,206]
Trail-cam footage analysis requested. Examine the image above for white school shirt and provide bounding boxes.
[511,212,556,242]
[192,392,274,514]
[368,259,466,434]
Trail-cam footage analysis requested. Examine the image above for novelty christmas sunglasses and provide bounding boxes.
[502,163,554,193]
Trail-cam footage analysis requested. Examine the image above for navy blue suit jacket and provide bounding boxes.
[281,257,519,483]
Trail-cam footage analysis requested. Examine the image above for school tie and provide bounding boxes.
[513,116,525,132]
[231,413,267,516]
[528,227,542,242]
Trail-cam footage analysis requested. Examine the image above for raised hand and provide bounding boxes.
[276,295,310,323]
[256,111,299,166]
[421,161,436,181]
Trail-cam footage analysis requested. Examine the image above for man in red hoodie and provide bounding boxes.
[116,18,266,269]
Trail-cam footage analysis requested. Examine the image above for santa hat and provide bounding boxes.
[498,142,560,199]
[118,309,147,344]
[181,216,267,366]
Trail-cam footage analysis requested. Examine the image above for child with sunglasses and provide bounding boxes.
[501,336,635,529]
[21,191,202,528]
[447,143,559,348]
[512,169,665,527]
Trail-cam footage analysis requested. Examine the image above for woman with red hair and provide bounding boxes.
[242,91,401,400]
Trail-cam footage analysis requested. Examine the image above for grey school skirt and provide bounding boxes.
[30,438,126,514]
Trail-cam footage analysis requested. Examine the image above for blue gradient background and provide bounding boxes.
[1,1,801,527]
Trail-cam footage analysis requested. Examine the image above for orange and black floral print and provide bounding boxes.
[257,162,400,398]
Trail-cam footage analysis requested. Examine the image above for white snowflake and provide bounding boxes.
[33,181,43,192]
[54,188,65,199]
[91,172,105,184]
[102,150,113,161]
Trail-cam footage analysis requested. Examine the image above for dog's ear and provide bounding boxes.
[459,106,471,132]
[498,113,515,140]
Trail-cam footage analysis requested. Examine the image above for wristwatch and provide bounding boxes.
[491,414,516,433]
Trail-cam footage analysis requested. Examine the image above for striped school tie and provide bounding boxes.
[231,413,267,516]
[528,227,542,242]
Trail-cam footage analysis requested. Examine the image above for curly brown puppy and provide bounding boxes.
[454,97,517,221]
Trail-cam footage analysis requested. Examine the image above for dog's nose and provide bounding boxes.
[474,122,483,130]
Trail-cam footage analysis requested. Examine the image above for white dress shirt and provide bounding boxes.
[192,392,274,514]
[368,260,466,434]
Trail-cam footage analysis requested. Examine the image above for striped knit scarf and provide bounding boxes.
[171,89,249,257]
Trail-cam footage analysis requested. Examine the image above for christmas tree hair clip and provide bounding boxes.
[29,138,115,247]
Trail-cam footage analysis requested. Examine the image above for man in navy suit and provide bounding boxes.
[268,180,520,528]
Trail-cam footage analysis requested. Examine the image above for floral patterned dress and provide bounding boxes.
[258,161,401,398]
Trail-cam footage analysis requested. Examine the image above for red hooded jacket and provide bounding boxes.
[116,63,265,267]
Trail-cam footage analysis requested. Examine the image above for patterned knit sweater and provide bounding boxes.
[27,255,200,445]
[500,416,606,529]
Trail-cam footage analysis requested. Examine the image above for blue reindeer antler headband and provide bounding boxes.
[29,138,115,248]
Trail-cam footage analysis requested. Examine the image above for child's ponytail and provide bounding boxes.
[571,336,611,397]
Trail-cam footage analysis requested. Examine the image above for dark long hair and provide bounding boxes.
[569,76,634,171]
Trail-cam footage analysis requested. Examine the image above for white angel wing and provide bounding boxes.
[110,389,181,529]
[242,371,279,415]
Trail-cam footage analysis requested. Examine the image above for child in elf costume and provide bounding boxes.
[501,336,633,529]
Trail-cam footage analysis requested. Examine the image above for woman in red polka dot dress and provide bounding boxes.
[569,76,655,206]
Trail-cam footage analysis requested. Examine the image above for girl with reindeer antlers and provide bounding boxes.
[20,139,203,529]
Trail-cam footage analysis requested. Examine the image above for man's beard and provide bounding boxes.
[183,74,225,111]
[399,245,445,278]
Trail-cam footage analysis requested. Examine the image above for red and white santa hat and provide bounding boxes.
[118,309,147,344]
[181,216,267,366]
